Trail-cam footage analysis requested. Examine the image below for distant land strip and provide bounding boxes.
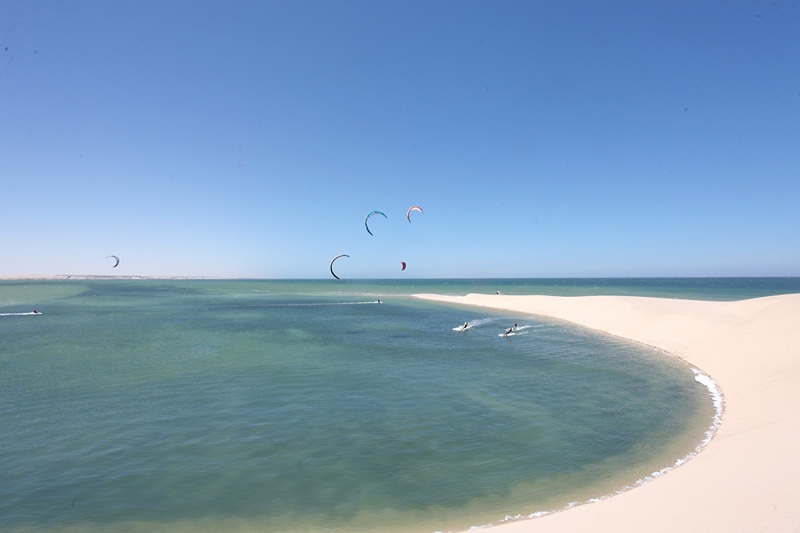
[0,275,220,280]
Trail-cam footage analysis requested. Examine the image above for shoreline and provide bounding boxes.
[0,275,219,280]
[414,293,800,532]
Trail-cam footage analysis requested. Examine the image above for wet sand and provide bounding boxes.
[414,293,800,532]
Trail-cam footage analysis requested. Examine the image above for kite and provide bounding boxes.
[406,205,423,223]
[401,261,407,271]
[329,254,349,280]
[106,255,120,268]
[364,210,387,236]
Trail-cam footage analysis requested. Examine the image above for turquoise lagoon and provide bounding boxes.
[3,278,797,532]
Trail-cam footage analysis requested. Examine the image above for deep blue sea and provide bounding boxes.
[1,278,797,533]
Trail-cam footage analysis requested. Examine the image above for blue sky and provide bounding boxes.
[2,0,798,278]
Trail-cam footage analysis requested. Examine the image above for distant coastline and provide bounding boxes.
[0,275,219,280]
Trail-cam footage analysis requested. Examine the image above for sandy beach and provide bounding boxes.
[415,293,800,532]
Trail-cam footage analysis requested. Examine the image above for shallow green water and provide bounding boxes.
[0,278,768,531]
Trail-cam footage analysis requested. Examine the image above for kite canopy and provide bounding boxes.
[106,255,120,268]
[401,261,407,271]
[364,210,387,236]
[406,205,423,223]
[329,254,349,280]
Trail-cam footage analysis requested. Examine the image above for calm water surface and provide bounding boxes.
[2,278,794,532]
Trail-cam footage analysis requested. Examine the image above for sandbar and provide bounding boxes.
[0,275,216,280]
[414,293,800,532]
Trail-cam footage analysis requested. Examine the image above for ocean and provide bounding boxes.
[2,278,798,533]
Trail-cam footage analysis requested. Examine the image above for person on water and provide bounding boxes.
[33,310,40,314]
[462,322,469,330]
[504,327,513,337]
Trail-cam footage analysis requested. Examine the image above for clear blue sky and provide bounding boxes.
[2,1,798,278]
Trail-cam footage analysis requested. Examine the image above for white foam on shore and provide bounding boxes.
[471,363,725,532]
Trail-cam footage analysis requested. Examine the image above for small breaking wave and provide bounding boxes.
[476,367,725,531]
[268,301,383,307]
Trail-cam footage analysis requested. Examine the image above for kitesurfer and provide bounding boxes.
[364,210,387,236]
[33,309,40,314]
[504,327,513,337]
[462,322,469,330]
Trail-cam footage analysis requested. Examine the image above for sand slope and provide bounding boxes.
[414,293,800,532]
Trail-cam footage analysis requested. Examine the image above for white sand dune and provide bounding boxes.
[414,293,800,532]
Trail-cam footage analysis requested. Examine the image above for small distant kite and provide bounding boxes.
[329,254,349,280]
[401,261,407,271]
[406,205,423,223]
[106,255,120,268]
[364,210,387,236]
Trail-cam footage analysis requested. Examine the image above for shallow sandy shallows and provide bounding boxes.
[414,293,800,533]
